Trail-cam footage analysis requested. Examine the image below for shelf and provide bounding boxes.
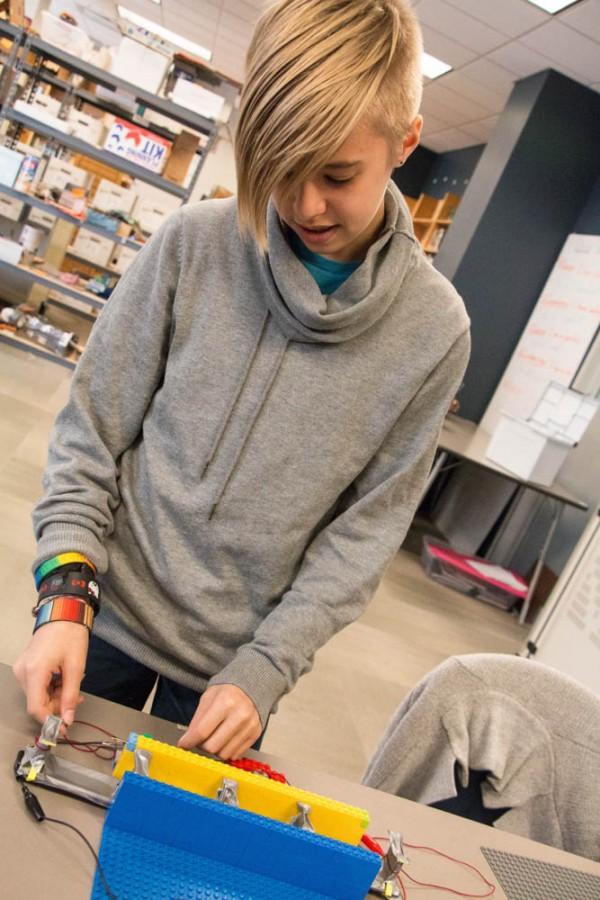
[4,108,190,198]
[0,19,22,40]
[0,257,107,309]
[44,295,98,321]
[65,248,120,276]
[413,217,435,224]
[0,183,144,250]
[0,327,79,369]
[15,61,206,155]
[25,33,217,137]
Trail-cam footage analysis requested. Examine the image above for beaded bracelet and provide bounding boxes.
[33,595,94,633]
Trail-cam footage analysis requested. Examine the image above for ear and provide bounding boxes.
[395,115,423,167]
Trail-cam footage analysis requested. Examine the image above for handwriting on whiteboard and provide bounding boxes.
[481,234,600,434]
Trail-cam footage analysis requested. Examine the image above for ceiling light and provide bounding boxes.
[117,6,212,60]
[525,0,581,12]
[422,51,452,80]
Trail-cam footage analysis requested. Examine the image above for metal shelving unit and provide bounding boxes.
[0,182,144,249]
[0,20,220,368]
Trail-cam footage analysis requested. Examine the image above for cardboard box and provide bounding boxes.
[41,158,89,192]
[0,237,23,265]
[93,179,137,215]
[70,231,114,267]
[67,109,105,146]
[14,97,71,134]
[104,119,171,175]
[28,208,56,229]
[110,244,138,275]
[0,194,24,221]
[163,130,200,185]
[0,145,24,187]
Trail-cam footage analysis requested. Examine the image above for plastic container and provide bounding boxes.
[421,536,528,611]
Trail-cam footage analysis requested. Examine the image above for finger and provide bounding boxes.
[218,725,262,761]
[177,696,226,750]
[24,668,54,723]
[59,656,85,727]
[199,716,242,758]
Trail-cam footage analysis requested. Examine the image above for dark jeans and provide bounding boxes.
[81,634,265,751]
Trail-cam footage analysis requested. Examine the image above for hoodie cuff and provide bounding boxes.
[33,522,108,577]
[207,646,289,729]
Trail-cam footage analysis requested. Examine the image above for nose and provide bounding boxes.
[292,180,327,222]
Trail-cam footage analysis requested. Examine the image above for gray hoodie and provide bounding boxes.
[32,182,470,726]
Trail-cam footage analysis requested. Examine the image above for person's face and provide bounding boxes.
[272,116,422,263]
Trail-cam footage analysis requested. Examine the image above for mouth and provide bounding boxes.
[295,222,339,243]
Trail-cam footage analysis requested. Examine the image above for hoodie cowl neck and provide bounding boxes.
[260,181,418,344]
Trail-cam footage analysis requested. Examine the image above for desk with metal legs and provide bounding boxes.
[430,415,588,623]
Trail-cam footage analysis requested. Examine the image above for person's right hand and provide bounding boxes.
[12,622,89,727]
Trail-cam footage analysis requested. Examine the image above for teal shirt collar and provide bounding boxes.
[289,230,361,295]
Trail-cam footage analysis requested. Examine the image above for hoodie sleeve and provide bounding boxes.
[209,328,471,726]
[31,212,182,574]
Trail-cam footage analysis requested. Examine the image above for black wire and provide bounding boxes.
[43,816,117,900]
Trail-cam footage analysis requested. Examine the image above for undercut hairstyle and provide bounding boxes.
[235,0,423,249]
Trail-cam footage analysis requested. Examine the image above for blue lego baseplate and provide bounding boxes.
[92,772,380,900]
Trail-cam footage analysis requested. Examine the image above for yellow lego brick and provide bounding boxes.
[113,735,369,845]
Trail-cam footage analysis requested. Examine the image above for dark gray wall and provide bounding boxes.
[392,144,436,200]
[422,144,484,199]
[435,69,600,423]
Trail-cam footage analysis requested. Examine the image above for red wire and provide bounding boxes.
[366,836,496,898]
[72,719,123,740]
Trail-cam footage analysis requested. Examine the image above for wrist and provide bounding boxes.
[32,595,94,634]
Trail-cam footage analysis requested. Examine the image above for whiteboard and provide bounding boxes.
[524,512,600,695]
[481,233,600,434]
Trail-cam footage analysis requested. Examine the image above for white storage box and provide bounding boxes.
[0,237,23,265]
[41,158,89,192]
[39,11,92,58]
[67,109,105,146]
[110,37,170,94]
[486,383,600,486]
[0,145,25,187]
[93,179,137,215]
[486,415,571,486]
[28,208,56,229]
[134,198,171,235]
[171,78,226,121]
[0,195,24,221]
[110,244,138,275]
[70,232,115,268]
[14,98,70,134]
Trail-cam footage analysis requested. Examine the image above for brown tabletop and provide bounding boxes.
[2,663,599,899]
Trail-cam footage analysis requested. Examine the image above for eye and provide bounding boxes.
[325,176,353,185]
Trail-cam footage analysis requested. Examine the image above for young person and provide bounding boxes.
[14,0,470,760]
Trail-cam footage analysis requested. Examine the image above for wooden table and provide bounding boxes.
[2,664,598,899]
[425,415,588,622]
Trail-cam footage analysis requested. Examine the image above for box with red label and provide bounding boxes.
[104,119,171,175]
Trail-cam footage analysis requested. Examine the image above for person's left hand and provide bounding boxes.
[177,684,262,760]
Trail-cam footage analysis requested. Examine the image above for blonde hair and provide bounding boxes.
[235,0,423,249]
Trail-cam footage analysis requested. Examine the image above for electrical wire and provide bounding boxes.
[367,835,496,898]
[20,783,117,899]
[43,816,117,900]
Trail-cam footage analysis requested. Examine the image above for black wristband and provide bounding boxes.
[37,564,100,615]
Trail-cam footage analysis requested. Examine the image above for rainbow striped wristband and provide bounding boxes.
[33,595,94,633]
[34,552,96,590]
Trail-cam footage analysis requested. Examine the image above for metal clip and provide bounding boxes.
[216,778,239,807]
[371,831,409,898]
[39,714,62,748]
[133,748,152,777]
[289,802,315,831]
